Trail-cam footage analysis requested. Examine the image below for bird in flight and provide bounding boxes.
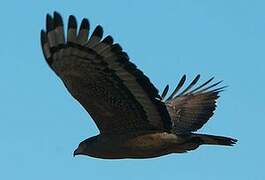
[41,12,237,159]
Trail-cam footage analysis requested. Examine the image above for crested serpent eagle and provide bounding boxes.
[41,12,237,159]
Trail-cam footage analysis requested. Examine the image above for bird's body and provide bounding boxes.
[76,132,178,159]
[41,12,237,159]
[75,132,235,159]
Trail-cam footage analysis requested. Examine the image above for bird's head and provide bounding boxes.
[73,136,98,157]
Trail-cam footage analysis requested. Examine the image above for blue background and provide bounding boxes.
[1,0,264,179]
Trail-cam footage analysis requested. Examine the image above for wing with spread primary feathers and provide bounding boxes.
[41,12,171,134]
[162,75,226,134]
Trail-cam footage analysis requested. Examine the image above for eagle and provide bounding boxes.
[41,12,237,159]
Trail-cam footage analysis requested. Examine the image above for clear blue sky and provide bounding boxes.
[1,0,264,179]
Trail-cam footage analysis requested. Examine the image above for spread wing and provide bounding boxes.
[41,12,171,134]
[161,75,225,134]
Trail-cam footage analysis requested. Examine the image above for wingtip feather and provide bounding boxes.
[80,18,90,30]
[46,14,54,32]
[102,35,114,45]
[177,74,201,96]
[91,25,103,38]
[53,11,63,27]
[166,74,187,101]
[40,30,47,45]
[68,15,77,29]
[161,84,169,100]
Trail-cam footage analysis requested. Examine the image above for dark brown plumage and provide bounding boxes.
[41,12,237,159]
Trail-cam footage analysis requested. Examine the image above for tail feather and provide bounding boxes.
[191,133,238,146]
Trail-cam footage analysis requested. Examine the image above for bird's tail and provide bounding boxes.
[190,133,238,146]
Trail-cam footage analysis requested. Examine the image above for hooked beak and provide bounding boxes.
[73,148,80,157]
